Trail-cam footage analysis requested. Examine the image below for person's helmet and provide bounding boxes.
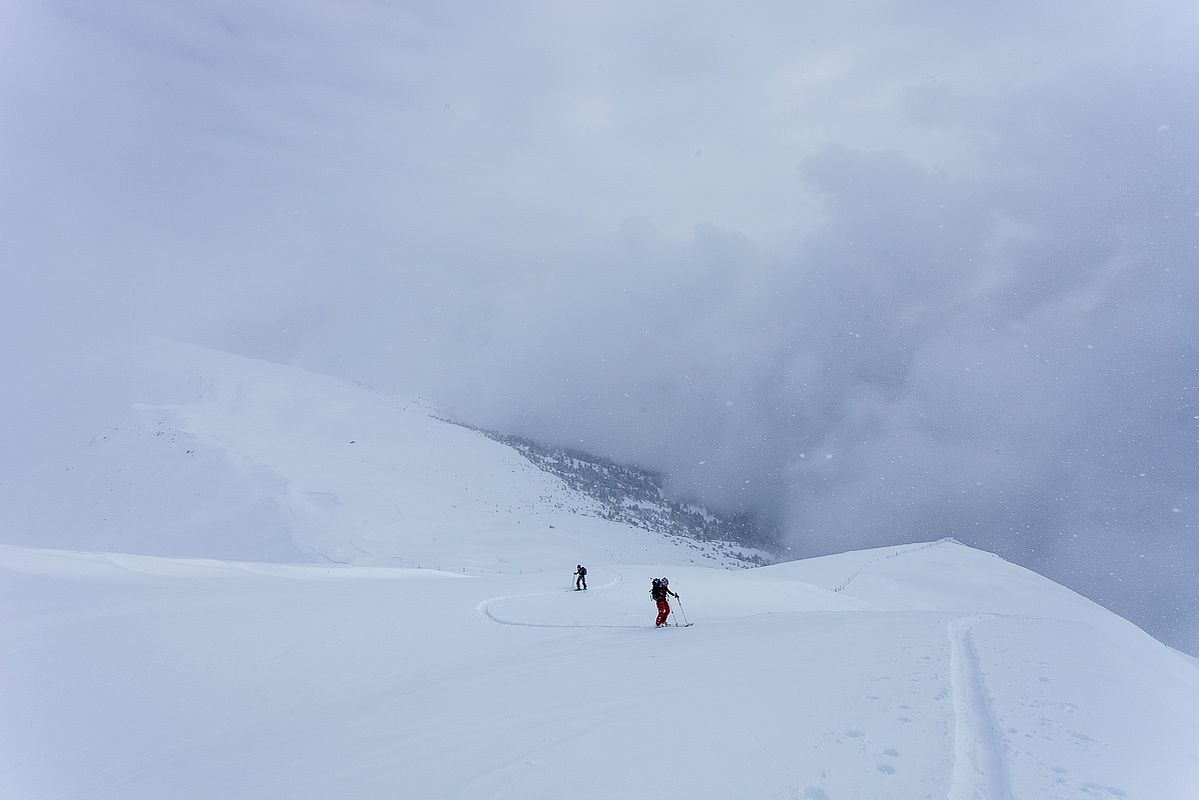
[661,578,669,585]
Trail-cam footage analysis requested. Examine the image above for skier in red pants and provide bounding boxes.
[651,577,679,627]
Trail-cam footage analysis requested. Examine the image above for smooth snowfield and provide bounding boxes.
[3,540,1196,799]
[0,340,758,571]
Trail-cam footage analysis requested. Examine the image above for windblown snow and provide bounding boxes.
[1,344,1197,799]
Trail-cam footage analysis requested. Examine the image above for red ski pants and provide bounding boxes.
[655,598,671,626]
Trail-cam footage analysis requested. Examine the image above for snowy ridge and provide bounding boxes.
[0,543,466,582]
[828,537,960,592]
[0,341,754,571]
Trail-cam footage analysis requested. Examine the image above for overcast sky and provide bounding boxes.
[3,0,1197,651]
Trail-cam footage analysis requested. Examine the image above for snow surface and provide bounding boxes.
[0,340,756,571]
[3,540,1197,799]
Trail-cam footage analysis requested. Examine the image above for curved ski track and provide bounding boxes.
[476,569,643,629]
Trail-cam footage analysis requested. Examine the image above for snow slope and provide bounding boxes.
[0,340,754,570]
[2,539,1196,799]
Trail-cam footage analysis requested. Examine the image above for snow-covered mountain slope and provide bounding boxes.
[0,340,758,570]
[2,539,1195,799]
[473,431,773,558]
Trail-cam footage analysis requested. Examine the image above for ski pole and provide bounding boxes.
[676,597,690,626]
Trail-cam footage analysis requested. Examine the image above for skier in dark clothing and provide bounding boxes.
[651,577,679,626]
[575,564,588,591]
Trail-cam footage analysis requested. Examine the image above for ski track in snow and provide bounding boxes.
[476,569,638,629]
[948,614,1014,800]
